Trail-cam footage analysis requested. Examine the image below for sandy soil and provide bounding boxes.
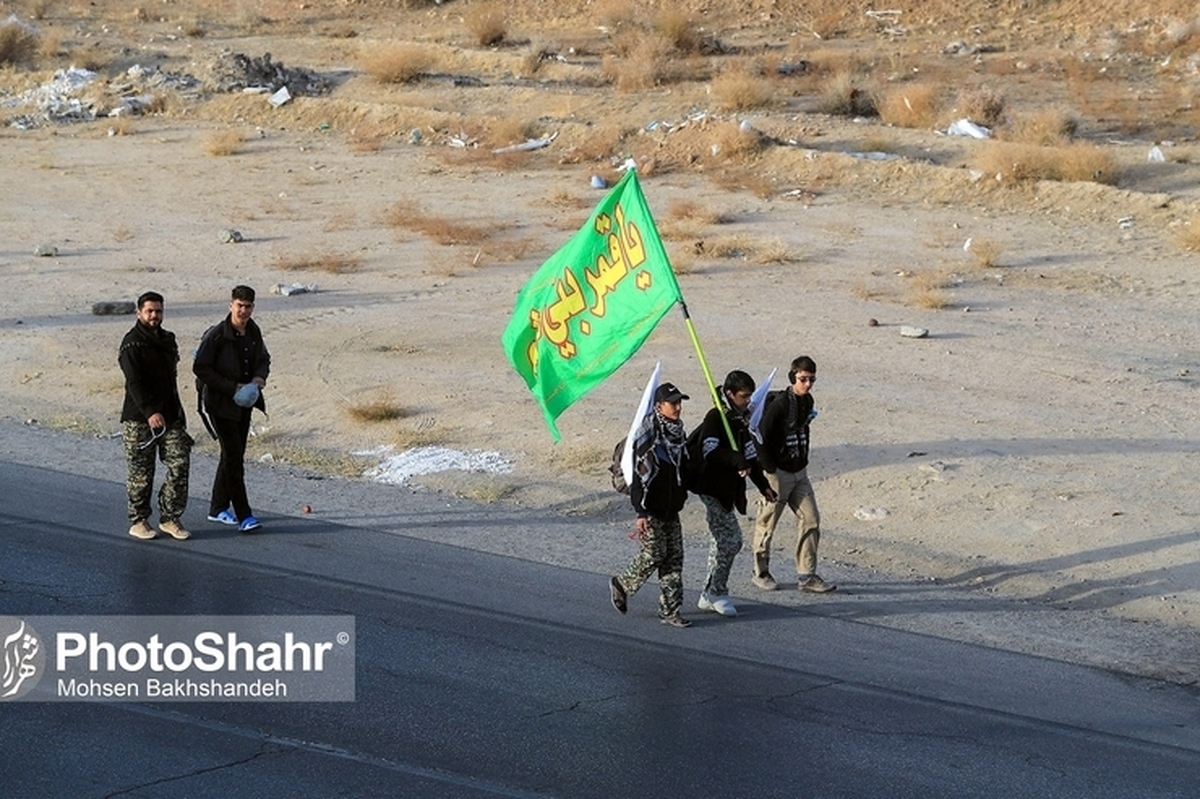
[3,2,1200,681]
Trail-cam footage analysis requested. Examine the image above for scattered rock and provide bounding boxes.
[900,325,929,338]
[271,283,317,296]
[92,301,136,316]
[34,243,58,257]
[590,175,608,189]
[218,229,243,243]
[868,318,879,327]
[853,506,890,521]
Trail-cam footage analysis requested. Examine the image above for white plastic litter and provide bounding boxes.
[268,86,292,107]
[355,445,512,485]
[946,118,991,139]
[492,130,558,154]
[1148,146,1165,163]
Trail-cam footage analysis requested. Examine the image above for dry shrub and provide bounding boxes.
[858,133,898,154]
[1001,108,1078,145]
[806,9,846,40]
[182,19,207,38]
[907,270,954,309]
[463,4,506,47]
[704,234,755,259]
[878,83,941,129]
[273,251,364,274]
[668,245,698,275]
[816,71,877,117]
[38,26,63,58]
[967,237,1004,268]
[385,200,492,246]
[667,200,732,225]
[954,86,1006,127]
[652,9,700,54]
[593,0,637,31]
[711,166,776,198]
[0,21,39,66]
[710,122,765,163]
[602,32,672,92]
[711,65,778,111]
[346,125,386,152]
[347,393,409,423]
[486,116,540,149]
[359,43,433,84]
[1174,215,1200,252]
[752,237,798,264]
[203,129,244,156]
[974,141,1119,185]
[544,188,589,209]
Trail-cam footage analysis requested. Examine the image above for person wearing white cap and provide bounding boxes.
[194,285,270,533]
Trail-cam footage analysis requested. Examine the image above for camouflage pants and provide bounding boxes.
[616,515,683,618]
[699,494,743,597]
[124,420,192,523]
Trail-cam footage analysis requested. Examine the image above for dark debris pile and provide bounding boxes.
[209,52,331,96]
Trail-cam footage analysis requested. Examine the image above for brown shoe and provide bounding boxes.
[659,613,692,628]
[128,520,156,540]
[798,574,836,593]
[609,577,628,614]
[751,573,778,591]
[159,519,191,541]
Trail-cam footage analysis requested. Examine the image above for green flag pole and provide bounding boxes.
[679,299,738,450]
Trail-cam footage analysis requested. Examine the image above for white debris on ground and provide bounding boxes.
[354,445,513,485]
[3,64,202,128]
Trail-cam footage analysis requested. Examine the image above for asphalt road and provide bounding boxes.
[1,454,1199,797]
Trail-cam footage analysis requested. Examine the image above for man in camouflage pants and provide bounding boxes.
[119,291,192,541]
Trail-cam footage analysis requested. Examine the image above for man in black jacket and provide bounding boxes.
[752,356,835,593]
[194,285,270,533]
[609,382,693,628]
[119,291,192,541]
[693,370,777,617]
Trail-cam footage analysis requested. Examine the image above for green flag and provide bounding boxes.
[501,170,683,441]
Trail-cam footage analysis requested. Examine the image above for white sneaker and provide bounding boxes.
[698,592,738,616]
[710,596,738,617]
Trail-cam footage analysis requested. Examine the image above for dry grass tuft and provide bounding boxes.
[710,122,765,163]
[203,129,244,156]
[273,251,364,274]
[385,200,493,246]
[667,200,733,225]
[751,237,798,264]
[602,32,673,92]
[651,9,701,54]
[347,393,409,423]
[907,270,954,309]
[463,4,507,47]
[954,86,1006,127]
[878,83,941,129]
[346,126,387,153]
[359,43,433,84]
[1174,215,1200,252]
[967,237,1004,268]
[974,141,1119,185]
[1001,108,1079,145]
[0,21,40,66]
[711,64,778,111]
[816,71,877,117]
[710,166,777,199]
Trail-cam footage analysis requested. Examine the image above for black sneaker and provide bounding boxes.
[610,577,627,614]
[659,613,692,628]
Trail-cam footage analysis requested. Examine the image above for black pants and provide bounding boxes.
[210,412,252,521]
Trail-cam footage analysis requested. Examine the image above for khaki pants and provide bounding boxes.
[753,468,820,578]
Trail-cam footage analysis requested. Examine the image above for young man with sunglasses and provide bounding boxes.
[752,356,836,594]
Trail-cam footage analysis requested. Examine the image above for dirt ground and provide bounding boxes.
[3,0,1200,681]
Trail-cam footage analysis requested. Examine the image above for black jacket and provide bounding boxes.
[694,405,771,513]
[119,320,185,425]
[630,421,689,520]
[193,315,270,420]
[757,390,813,474]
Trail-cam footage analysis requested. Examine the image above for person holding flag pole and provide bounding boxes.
[500,168,743,621]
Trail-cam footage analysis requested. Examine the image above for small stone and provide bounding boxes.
[92,301,136,316]
[219,229,244,243]
[867,318,879,327]
[34,243,58,257]
[899,325,929,338]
